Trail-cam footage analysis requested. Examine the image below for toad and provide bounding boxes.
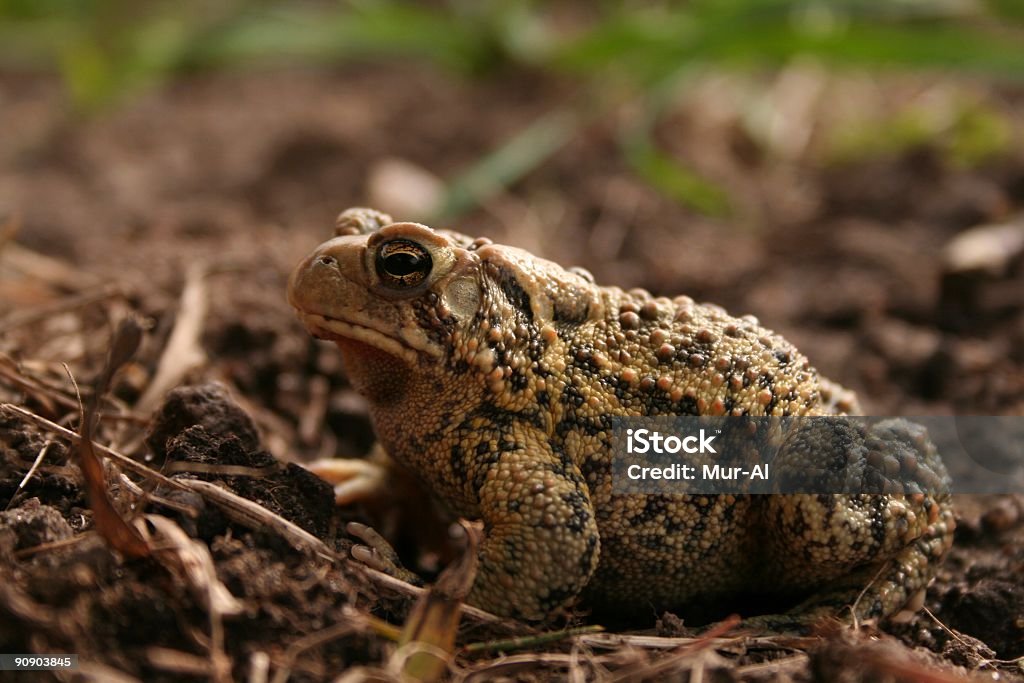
[288,208,954,624]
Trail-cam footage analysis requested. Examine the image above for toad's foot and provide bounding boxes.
[347,521,423,586]
[304,444,398,505]
[728,573,932,635]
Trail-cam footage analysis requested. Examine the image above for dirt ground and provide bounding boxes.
[1,62,1023,681]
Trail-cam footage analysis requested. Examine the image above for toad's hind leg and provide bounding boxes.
[736,509,954,633]
[754,418,955,626]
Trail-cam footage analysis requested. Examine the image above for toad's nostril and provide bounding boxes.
[317,254,337,267]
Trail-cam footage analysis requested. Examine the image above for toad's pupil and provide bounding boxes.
[386,252,421,276]
[377,240,431,284]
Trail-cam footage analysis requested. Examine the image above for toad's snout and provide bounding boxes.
[287,236,367,316]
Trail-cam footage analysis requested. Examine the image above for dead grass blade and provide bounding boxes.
[136,263,208,414]
[463,625,605,656]
[0,353,75,415]
[269,620,360,683]
[137,514,241,683]
[4,439,56,511]
[0,283,125,334]
[734,653,810,677]
[180,478,337,561]
[137,514,243,616]
[357,564,507,628]
[579,631,813,651]
[146,647,217,678]
[389,520,483,683]
[459,652,615,682]
[74,661,143,683]
[74,317,150,559]
[606,614,741,683]
[0,241,104,292]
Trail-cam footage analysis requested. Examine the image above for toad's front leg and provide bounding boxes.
[465,428,601,621]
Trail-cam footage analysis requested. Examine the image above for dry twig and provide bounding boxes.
[136,264,208,413]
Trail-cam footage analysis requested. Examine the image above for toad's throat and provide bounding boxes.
[294,311,434,364]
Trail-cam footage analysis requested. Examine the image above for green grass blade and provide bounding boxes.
[435,110,577,220]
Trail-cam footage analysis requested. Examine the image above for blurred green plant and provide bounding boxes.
[0,0,246,110]
[0,0,552,109]
[2,0,1022,214]
[187,0,553,75]
[435,110,577,221]
[827,95,1013,167]
[555,1,1024,81]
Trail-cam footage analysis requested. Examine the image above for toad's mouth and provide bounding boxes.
[294,311,428,364]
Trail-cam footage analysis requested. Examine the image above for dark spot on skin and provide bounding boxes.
[494,269,534,324]
[663,516,687,535]
[868,497,889,548]
[562,490,592,534]
[465,435,506,491]
[414,298,457,343]
[627,391,698,416]
[449,444,467,481]
[553,296,590,323]
[634,496,668,523]
[816,493,836,509]
[541,458,570,479]
[554,416,577,439]
[579,533,598,577]
[468,403,547,432]
[580,457,611,485]
[559,384,586,408]
[641,534,665,549]
[562,414,611,438]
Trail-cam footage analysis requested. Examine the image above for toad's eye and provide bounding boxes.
[375,239,432,288]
